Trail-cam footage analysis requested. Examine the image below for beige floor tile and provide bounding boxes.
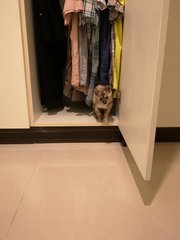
[2,143,180,240]
[0,151,42,240]
[38,144,126,168]
[45,142,122,151]
[0,144,46,151]
[7,149,137,240]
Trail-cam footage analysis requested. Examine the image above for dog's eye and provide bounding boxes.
[100,97,103,101]
[106,96,109,99]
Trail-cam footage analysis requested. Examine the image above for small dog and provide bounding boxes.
[92,84,113,125]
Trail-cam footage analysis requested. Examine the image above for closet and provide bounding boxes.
[1,0,175,180]
[21,0,121,127]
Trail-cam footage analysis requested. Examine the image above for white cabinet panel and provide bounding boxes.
[119,0,170,180]
[0,0,29,128]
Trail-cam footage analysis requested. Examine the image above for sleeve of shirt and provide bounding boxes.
[63,0,84,25]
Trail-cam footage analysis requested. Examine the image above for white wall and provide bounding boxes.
[0,0,29,128]
[157,0,180,127]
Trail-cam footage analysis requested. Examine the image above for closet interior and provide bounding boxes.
[21,0,123,127]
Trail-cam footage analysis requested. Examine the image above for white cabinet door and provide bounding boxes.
[0,0,30,128]
[119,0,170,180]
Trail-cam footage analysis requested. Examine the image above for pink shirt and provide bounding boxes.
[70,14,79,88]
[63,0,87,94]
[63,0,83,25]
[70,14,87,94]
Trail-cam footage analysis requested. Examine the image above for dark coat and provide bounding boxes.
[33,0,67,108]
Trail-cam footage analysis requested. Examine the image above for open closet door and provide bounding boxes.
[119,0,170,180]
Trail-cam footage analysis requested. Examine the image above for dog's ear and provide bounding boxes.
[105,85,113,92]
[94,88,99,95]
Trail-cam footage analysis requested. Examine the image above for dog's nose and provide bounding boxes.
[103,99,107,104]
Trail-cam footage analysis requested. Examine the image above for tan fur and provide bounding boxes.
[92,84,113,125]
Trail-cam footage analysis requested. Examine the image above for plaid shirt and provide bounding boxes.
[95,0,106,11]
[86,20,99,107]
[76,0,99,106]
[80,0,98,26]
[107,0,124,22]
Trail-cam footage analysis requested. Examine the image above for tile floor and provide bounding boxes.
[0,142,180,240]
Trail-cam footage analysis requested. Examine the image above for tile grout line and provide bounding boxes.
[3,150,45,240]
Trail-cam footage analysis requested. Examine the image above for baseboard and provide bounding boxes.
[0,126,122,144]
[155,127,180,142]
[0,127,179,144]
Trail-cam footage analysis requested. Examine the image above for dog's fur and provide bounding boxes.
[92,84,113,125]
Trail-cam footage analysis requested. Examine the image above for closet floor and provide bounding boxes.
[33,105,119,126]
[1,142,180,240]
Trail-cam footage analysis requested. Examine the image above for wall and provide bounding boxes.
[157,0,180,127]
[0,0,29,128]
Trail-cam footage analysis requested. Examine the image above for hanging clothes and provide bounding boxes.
[63,0,84,25]
[86,20,100,106]
[99,8,111,85]
[107,0,124,22]
[32,0,67,108]
[63,0,88,94]
[62,0,125,105]
[113,0,125,91]
[108,23,115,86]
[63,27,85,101]
[63,0,86,101]
[79,0,99,90]
[79,0,100,106]
[107,0,124,92]
[70,14,88,94]
[80,0,99,26]
[96,0,106,11]
[79,25,88,87]
[70,14,80,88]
